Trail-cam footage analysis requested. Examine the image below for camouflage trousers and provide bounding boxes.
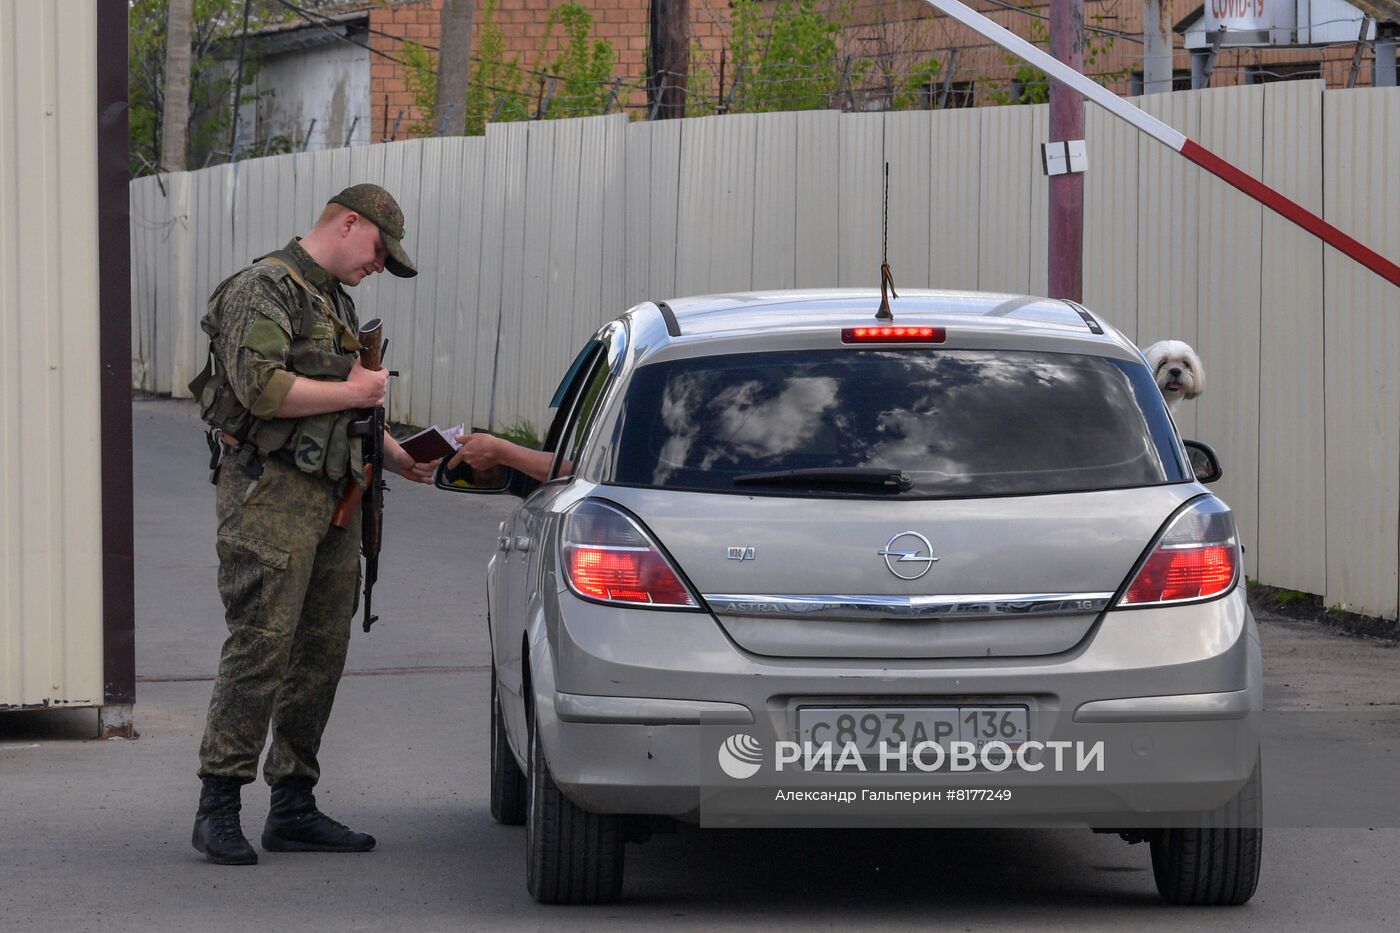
[198,454,360,786]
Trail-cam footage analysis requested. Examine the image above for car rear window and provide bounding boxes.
[608,348,1187,497]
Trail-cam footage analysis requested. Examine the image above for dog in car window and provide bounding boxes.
[1142,340,1205,416]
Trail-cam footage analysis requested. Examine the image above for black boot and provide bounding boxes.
[192,777,258,865]
[262,778,375,853]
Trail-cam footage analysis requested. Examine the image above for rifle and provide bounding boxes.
[330,318,388,632]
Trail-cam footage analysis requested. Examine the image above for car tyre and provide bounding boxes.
[1150,757,1262,906]
[489,673,527,825]
[524,701,625,904]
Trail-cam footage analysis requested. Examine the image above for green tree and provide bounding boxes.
[128,0,285,175]
[404,1,615,135]
[727,0,852,113]
[540,3,616,119]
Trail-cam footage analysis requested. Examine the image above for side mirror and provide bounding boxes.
[1183,440,1223,484]
[434,458,514,494]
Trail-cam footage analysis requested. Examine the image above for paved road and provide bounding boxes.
[2,398,1398,932]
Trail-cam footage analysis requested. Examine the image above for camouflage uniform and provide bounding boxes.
[197,238,366,787]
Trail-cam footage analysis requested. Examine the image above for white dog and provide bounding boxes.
[1142,339,1205,415]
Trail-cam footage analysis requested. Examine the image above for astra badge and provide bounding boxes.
[878,531,938,580]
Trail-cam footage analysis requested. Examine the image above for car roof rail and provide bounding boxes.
[1062,300,1105,335]
[654,300,682,337]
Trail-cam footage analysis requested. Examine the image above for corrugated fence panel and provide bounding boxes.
[128,89,1400,618]
[645,119,682,300]
[1027,104,1050,296]
[622,121,655,307]
[413,137,457,428]
[707,114,759,294]
[1195,83,1264,577]
[166,173,197,399]
[928,108,981,292]
[1,0,103,708]
[794,111,840,288]
[1323,88,1400,619]
[150,178,175,395]
[752,111,799,291]
[573,117,610,346]
[128,178,160,391]
[838,112,884,287]
[675,115,720,297]
[978,105,1032,294]
[512,121,556,427]
[884,112,933,289]
[1083,99,1139,339]
[598,115,629,320]
[473,122,525,430]
[291,151,319,232]
[445,136,487,430]
[377,140,424,424]
[1258,80,1326,596]
[541,119,584,427]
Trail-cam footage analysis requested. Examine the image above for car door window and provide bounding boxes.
[552,357,612,480]
[539,340,604,456]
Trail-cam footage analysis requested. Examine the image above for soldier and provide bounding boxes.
[189,184,437,866]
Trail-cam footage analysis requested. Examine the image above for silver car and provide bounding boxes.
[439,290,1262,906]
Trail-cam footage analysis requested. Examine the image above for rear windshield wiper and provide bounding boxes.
[732,468,913,492]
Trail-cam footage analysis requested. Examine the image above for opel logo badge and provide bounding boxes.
[878,531,938,580]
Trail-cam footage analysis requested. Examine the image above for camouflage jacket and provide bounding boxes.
[204,239,364,481]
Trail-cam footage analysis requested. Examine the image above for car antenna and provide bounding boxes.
[876,161,897,321]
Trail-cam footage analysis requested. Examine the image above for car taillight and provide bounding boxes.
[841,326,945,344]
[561,500,699,608]
[1117,496,1239,607]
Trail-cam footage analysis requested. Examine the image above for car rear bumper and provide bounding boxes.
[529,585,1262,822]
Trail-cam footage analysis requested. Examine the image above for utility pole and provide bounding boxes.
[160,0,194,171]
[1143,0,1173,94]
[648,0,690,119]
[1048,0,1085,301]
[433,0,475,135]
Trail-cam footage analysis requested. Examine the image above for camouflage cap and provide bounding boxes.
[328,183,417,278]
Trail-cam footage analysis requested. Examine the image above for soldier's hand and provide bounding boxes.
[346,359,389,408]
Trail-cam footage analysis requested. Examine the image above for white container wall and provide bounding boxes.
[1,0,106,709]
[129,85,1400,620]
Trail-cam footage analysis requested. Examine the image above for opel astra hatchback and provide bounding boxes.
[439,290,1262,907]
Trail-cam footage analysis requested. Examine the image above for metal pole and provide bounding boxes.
[1048,0,1085,302]
[1143,0,1173,94]
[1202,27,1225,89]
[1348,17,1373,89]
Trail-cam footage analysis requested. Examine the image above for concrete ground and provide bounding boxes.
[2,397,1398,932]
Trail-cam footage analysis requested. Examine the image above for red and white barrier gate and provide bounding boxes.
[920,0,1400,290]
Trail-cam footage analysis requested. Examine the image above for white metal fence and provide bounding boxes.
[129,82,1400,620]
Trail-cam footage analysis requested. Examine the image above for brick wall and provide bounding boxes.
[366,0,1388,139]
[368,0,731,140]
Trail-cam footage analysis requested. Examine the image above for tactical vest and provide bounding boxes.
[188,251,364,483]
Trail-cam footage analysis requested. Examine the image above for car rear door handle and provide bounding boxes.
[513,535,532,552]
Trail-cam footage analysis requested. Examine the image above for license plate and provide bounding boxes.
[797,706,1029,755]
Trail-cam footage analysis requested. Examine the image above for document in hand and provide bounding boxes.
[399,424,463,463]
